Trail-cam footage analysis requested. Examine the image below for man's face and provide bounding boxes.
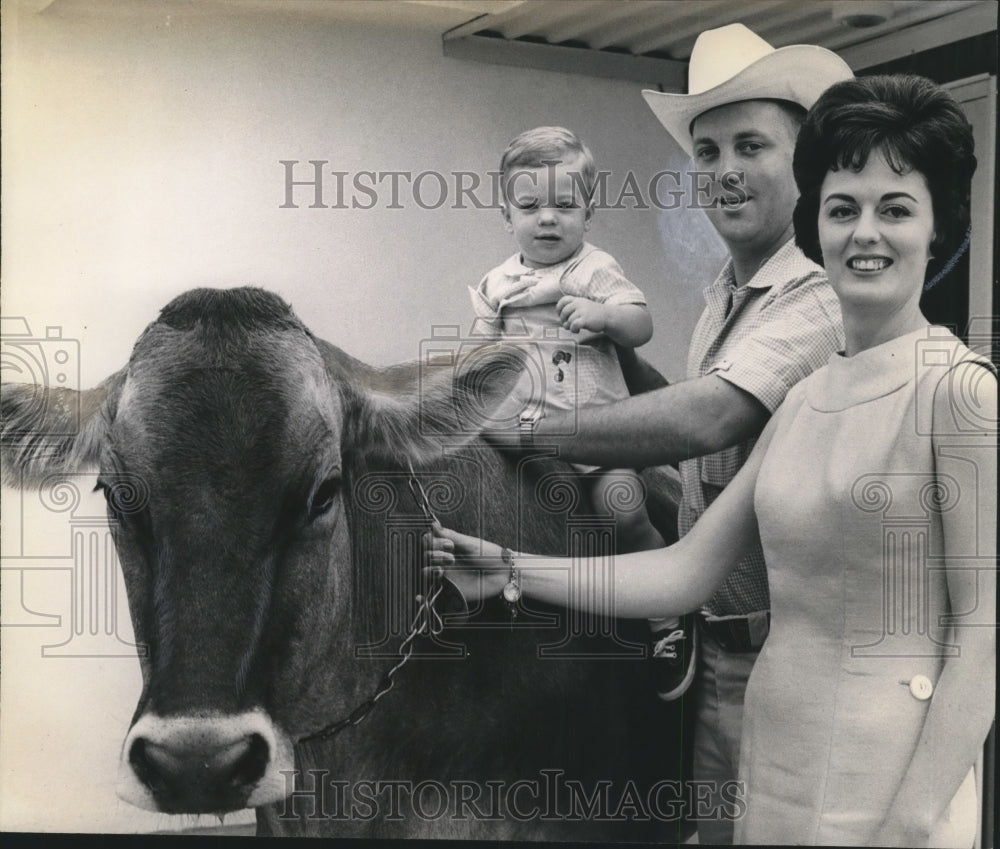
[690,100,800,261]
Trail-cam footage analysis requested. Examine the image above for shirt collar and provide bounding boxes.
[711,238,821,292]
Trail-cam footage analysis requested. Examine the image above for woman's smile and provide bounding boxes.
[846,254,893,273]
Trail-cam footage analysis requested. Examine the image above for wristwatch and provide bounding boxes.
[501,547,521,617]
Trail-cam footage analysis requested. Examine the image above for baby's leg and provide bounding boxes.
[588,469,663,554]
[589,470,696,703]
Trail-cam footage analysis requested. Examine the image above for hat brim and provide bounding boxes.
[642,45,854,156]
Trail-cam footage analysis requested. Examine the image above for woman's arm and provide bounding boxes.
[431,408,779,619]
[874,363,997,846]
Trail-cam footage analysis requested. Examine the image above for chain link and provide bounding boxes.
[299,461,442,744]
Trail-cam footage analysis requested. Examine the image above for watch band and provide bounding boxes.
[518,414,537,450]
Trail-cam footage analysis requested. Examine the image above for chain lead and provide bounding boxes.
[299,462,443,744]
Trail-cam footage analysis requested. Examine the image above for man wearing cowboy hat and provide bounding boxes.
[522,23,853,844]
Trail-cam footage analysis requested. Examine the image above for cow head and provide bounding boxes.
[0,287,520,814]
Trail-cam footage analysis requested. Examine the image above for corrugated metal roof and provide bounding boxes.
[433,0,996,81]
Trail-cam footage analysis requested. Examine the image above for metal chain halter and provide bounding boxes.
[298,460,443,743]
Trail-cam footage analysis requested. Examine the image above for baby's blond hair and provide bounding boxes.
[500,126,597,201]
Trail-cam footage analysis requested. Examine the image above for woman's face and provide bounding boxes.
[818,151,936,318]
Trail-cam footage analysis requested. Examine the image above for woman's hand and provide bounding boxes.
[424,523,510,607]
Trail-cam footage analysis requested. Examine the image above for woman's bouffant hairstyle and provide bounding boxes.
[792,75,976,289]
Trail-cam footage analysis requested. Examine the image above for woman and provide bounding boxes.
[427,75,996,846]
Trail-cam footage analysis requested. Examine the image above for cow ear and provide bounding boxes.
[316,338,527,465]
[1,370,125,488]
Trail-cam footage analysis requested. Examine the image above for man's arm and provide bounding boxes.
[507,265,842,468]
[530,373,769,468]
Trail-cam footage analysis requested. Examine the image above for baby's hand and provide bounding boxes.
[556,296,606,334]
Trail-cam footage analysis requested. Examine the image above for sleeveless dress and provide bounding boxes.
[739,326,992,845]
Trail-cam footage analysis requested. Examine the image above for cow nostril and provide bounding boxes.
[225,733,269,787]
[129,732,270,807]
[129,738,174,797]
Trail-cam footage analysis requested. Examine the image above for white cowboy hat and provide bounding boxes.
[642,23,854,155]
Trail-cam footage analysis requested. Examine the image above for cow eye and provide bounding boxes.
[94,479,115,512]
[309,477,341,521]
[95,476,148,519]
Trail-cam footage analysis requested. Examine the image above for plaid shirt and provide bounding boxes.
[679,239,844,615]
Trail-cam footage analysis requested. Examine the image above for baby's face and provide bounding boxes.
[502,157,592,268]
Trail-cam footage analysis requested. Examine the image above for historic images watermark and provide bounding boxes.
[848,325,997,660]
[350,464,651,659]
[0,318,140,659]
[278,160,747,211]
[277,770,747,825]
[2,320,994,662]
[415,321,583,438]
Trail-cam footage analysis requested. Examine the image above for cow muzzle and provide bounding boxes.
[117,709,294,813]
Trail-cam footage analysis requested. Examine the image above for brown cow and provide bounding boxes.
[1,287,689,839]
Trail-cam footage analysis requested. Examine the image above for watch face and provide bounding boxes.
[502,582,521,604]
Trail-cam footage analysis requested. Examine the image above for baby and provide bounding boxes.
[470,126,663,554]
